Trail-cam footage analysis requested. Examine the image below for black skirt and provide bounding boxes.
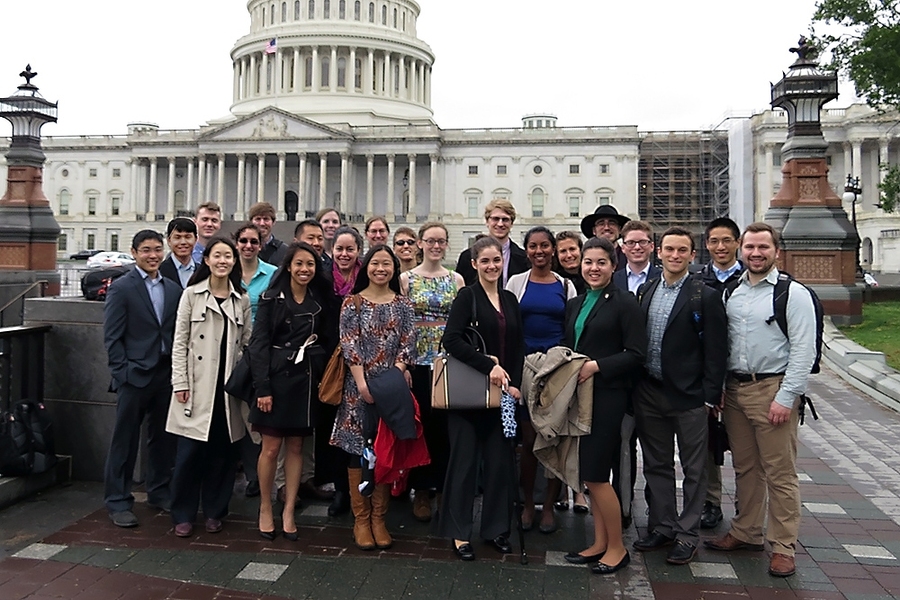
[579,387,627,483]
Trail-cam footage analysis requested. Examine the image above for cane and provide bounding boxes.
[501,389,527,565]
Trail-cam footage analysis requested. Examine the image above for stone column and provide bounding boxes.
[366,154,375,215]
[318,152,328,211]
[216,154,226,207]
[843,142,852,179]
[349,47,356,92]
[384,52,392,97]
[880,138,891,185]
[763,144,774,203]
[239,58,246,100]
[311,46,320,90]
[276,48,283,94]
[852,140,863,180]
[424,65,431,105]
[233,61,241,102]
[166,156,176,219]
[367,49,374,95]
[197,155,206,205]
[298,153,307,215]
[407,153,416,219]
[399,55,406,99]
[206,157,214,203]
[277,152,287,220]
[130,160,138,217]
[429,153,440,219]
[293,47,301,91]
[256,153,266,203]
[386,153,395,219]
[235,153,246,220]
[147,158,158,220]
[186,159,194,211]
[340,152,349,215]
[330,46,338,93]
[250,54,258,96]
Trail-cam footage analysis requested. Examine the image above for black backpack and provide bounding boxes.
[0,401,57,476]
[81,266,130,301]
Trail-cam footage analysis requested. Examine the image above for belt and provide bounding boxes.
[729,371,784,383]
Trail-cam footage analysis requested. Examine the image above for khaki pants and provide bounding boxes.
[705,450,722,505]
[723,376,800,556]
[274,434,316,491]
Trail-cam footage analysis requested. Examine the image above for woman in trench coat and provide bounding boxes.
[167,236,252,537]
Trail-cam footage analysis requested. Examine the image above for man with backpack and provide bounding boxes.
[632,227,727,565]
[705,222,817,579]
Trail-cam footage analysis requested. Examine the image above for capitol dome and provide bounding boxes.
[229,0,435,126]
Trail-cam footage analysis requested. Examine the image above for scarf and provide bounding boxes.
[333,260,360,297]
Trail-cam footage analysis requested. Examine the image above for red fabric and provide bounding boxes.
[374,392,431,496]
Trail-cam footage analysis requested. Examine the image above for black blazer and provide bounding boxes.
[638,274,728,410]
[455,241,529,287]
[564,285,646,389]
[159,254,197,289]
[699,261,745,293]
[442,283,525,389]
[612,263,662,295]
[103,267,183,391]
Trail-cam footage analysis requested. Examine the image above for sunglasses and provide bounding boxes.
[394,239,417,246]
[238,237,260,245]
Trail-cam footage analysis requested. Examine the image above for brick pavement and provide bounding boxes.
[1,367,899,599]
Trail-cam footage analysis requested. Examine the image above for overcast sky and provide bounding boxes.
[0,0,854,137]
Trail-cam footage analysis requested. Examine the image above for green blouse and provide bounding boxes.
[574,287,607,349]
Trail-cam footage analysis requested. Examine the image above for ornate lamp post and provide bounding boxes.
[842,174,863,277]
[763,38,862,324]
[0,65,61,295]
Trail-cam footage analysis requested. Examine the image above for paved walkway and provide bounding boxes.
[1,367,900,599]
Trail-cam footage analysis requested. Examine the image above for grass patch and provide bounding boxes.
[838,302,900,370]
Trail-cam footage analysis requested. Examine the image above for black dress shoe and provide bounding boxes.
[633,531,675,552]
[283,530,298,542]
[259,529,276,541]
[591,551,630,575]
[554,500,570,511]
[666,540,698,565]
[245,480,260,498]
[700,502,723,529]
[453,542,475,561]
[327,491,350,517]
[488,535,512,554]
[564,550,605,564]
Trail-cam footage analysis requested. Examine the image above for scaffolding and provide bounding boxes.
[638,131,730,262]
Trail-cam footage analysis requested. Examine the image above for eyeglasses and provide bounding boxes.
[488,216,512,224]
[238,238,260,245]
[622,239,651,248]
[423,239,448,247]
[368,229,388,236]
[394,239,417,246]
[707,237,736,246]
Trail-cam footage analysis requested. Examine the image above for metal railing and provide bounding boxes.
[0,325,50,413]
[0,281,49,328]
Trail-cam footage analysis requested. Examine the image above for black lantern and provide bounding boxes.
[0,65,58,167]
[770,38,838,140]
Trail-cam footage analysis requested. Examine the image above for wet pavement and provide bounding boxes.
[1,366,899,599]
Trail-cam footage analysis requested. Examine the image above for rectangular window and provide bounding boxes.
[58,233,67,251]
[111,196,121,216]
[599,164,610,175]
[468,165,478,176]
[88,196,97,216]
[112,168,121,178]
[87,233,96,250]
[88,168,97,178]
[496,165,507,175]
[569,164,580,175]
[59,197,69,216]
[568,195,581,217]
[596,195,611,206]
[110,233,119,252]
[773,149,782,166]
[467,196,479,218]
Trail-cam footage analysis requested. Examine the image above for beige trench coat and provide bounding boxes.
[166,279,252,443]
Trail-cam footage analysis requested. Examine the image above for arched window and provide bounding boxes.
[339,0,346,19]
[354,57,362,89]
[354,0,361,19]
[58,189,71,216]
[308,0,315,18]
[337,57,347,87]
[282,2,287,21]
[270,3,275,24]
[323,0,330,18]
[304,56,313,87]
[381,4,387,24]
[393,7,397,28]
[531,188,545,217]
[262,6,267,25]
[295,0,301,19]
[321,56,330,87]
[368,1,375,21]
[594,188,614,206]
[402,11,406,31]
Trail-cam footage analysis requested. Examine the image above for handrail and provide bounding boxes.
[0,280,48,316]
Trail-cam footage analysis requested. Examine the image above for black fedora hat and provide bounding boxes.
[580,205,630,238]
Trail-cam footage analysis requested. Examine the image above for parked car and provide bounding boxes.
[86,251,136,268]
[69,249,105,260]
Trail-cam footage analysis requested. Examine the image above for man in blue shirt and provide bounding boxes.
[160,218,198,289]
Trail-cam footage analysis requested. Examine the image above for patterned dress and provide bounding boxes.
[330,294,416,456]
[407,271,459,366]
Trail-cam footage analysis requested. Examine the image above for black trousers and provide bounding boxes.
[315,402,349,493]
[438,410,513,541]
[408,366,450,492]
[170,418,238,524]
[103,365,175,513]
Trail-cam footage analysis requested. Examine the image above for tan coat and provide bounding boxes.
[166,279,252,443]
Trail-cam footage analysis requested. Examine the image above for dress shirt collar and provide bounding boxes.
[713,261,741,282]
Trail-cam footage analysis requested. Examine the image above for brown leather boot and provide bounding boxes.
[370,484,393,549]
[347,468,375,550]
[412,490,432,522]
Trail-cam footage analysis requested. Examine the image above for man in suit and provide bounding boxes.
[698,217,745,529]
[159,217,198,289]
[613,220,661,294]
[580,205,630,271]
[455,198,529,286]
[103,230,182,528]
[632,226,727,565]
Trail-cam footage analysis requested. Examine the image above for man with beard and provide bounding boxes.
[579,205,630,272]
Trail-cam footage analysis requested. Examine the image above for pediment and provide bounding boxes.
[201,109,351,141]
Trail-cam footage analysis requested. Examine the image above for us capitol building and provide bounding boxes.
[1,0,898,271]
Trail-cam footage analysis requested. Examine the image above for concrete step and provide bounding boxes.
[0,455,72,511]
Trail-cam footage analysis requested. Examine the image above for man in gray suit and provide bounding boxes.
[103,230,182,527]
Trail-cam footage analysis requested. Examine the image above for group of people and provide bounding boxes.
[102,196,816,579]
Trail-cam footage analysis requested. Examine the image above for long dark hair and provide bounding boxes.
[352,244,402,295]
[265,241,331,301]
[187,236,245,292]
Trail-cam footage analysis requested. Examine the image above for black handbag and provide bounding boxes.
[224,348,255,403]
[709,413,730,466]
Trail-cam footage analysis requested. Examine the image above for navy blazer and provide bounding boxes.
[637,274,728,410]
[613,263,662,295]
[104,266,183,391]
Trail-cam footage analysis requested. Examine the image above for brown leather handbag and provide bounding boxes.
[319,295,362,405]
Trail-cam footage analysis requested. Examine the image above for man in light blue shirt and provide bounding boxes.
[160,218,198,289]
[705,222,816,580]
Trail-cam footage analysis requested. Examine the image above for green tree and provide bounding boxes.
[811,0,900,211]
